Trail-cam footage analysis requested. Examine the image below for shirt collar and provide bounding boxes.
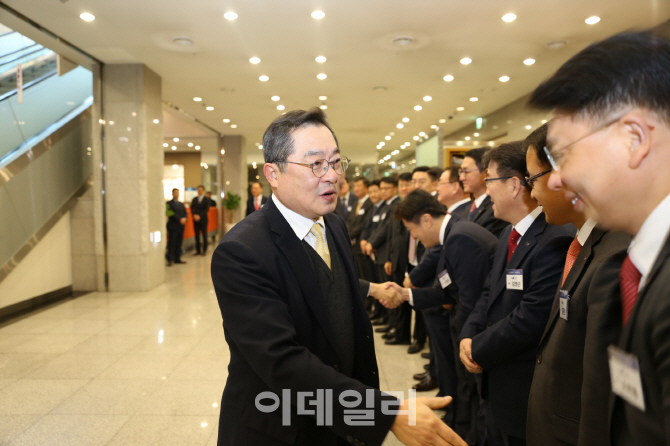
[474,193,487,208]
[438,214,453,245]
[513,206,543,237]
[359,195,369,205]
[386,195,399,205]
[576,218,597,246]
[271,194,325,241]
[628,191,670,289]
[448,198,471,214]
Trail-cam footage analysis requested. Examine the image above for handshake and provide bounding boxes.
[368,282,410,309]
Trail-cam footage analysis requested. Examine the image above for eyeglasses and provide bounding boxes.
[274,157,349,178]
[544,111,632,169]
[485,176,526,186]
[437,181,459,187]
[458,167,478,176]
[524,168,552,189]
[411,179,428,185]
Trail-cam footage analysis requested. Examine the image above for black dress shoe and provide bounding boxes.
[375,326,391,333]
[407,340,425,354]
[371,318,387,326]
[381,332,395,340]
[175,260,187,264]
[421,352,430,359]
[424,363,430,371]
[413,371,429,381]
[166,262,173,266]
[413,376,438,392]
[385,338,411,346]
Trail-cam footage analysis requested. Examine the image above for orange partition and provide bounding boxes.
[182,207,219,239]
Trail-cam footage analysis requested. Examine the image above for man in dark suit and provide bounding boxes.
[528,31,670,446]
[334,177,357,221]
[346,177,373,282]
[381,189,498,443]
[523,124,631,446]
[361,180,387,323]
[459,142,574,446]
[211,108,464,446]
[245,181,268,216]
[459,148,508,238]
[166,188,187,266]
[437,166,472,220]
[191,185,211,255]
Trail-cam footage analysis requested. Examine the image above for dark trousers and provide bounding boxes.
[370,264,388,321]
[413,309,427,343]
[193,218,208,253]
[423,309,457,420]
[166,224,184,262]
[485,400,526,446]
[450,318,482,445]
[387,269,411,341]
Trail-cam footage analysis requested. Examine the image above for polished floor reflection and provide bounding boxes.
[0,253,427,445]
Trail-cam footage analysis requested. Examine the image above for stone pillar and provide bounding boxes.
[102,64,165,291]
[219,135,246,227]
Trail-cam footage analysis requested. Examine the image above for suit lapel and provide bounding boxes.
[472,196,491,223]
[489,226,513,304]
[263,200,341,361]
[436,217,455,275]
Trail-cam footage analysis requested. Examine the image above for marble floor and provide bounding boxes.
[0,252,433,446]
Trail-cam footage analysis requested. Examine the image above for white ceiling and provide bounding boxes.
[6,0,670,166]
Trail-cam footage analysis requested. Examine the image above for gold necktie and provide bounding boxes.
[310,223,331,269]
[354,201,362,216]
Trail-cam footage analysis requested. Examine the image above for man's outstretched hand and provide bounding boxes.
[391,396,467,446]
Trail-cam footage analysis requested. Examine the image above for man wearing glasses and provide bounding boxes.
[459,141,574,446]
[211,108,465,446]
[529,32,670,446]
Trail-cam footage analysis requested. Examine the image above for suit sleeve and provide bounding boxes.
[460,268,493,340]
[470,236,570,369]
[212,240,397,445]
[368,215,391,250]
[409,245,441,287]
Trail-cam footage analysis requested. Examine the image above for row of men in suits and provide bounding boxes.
[166,185,215,263]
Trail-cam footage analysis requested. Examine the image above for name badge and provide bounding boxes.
[438,270,452,288]
[559,290,569,321]
[506,269,523,290]
[358,209,365,216]
[347,206,352,212]
[381,213,387,220]
[373,215,380,222]
[608,345,646,411]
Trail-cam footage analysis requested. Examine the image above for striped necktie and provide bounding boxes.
[310,223,331,269]
[562,237,582,285]
[620,254,641,326]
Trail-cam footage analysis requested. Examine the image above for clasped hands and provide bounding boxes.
[368,282,410,309]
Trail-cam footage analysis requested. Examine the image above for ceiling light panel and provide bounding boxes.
[502,13,516,22]
[317,73,327,80]
[315,56,327,63]
[259,75,269,81]
[249,57,260,64]
[311,10,325,19]
[460,57,472,65]
[443,75,454,82]
[585,16,600,24]
[224,12,238,20]
[523,58,536,65]
[80,12,95,21]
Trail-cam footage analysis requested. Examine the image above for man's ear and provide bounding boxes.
[420,213,433,228]
[623,113,653,170]
[264,163,279,188]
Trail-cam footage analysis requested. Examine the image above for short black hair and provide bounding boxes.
[395,189,446,223]
[483,141,529,191]
[464,147,491,171]
[172,188,179,193]
[262,108,339,172]
[427,167,443,183]
[197,185,205,189]
[412,166,430,174]
[448,166,464,188]
[355,177,370,187]
[251,181,263,189]
[369,179,381,188]
[523,124,550,169]
[529,32,670,124]
[380,176,398,187]
[398,172,413,182]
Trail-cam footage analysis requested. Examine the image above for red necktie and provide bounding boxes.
[470,202,477,213]
[507,229,521,262]
[620,254,641,326]
[562,237,582,285]
[254,198,260,210]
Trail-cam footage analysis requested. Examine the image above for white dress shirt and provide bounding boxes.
[272,194,326,250]
[628,192,670,290]
[448,198,472,214]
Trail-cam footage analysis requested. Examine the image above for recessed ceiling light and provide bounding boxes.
[315,56,327,63]
[541,120,548,124]
[80,12,95,22]
[439,119,446,123]
[414,105,422,111]
[456,141,463,146]
[172,37,193,46]
[195,145,201,150]
[277,105,285,110]
[465,137,471,141]
[397,123,404,129]
[502,13,517,22]
[443,75,454,82]
[224,12,238,20]
[474,133,479,137]
[319,96,327,100]
[507,120,514,124]
[259,145,263,150]
[163,143,168,147]
[392,36,414,46]
[249,57,261,64]
[524,58,536,66]
[525,125,532,130]
[171,146,177,150]
[223,119,230,123]
[230,124,237,128]
[499,76,510,82]
[547,39,567,49]
[413,136,419,141]
[376,145,381,149]
[389,132,395,136]
[317,73,327,80]
[470,97,478,102]
[385,136,391,140]
[311,10,325,19]
[456,106,465,111]
[221,149,225,155]
[193,97,202,102]
[153,119,160,124]
[585,16,600,25]
[423,96,432,102]
[380,142,385,146]
[460,57,472,65]
[259,75,269,81]
[320,105,328,109]
[419,132,426,137]
[402,117,409,123]
[188,143,193,147]
[271,96,280,101]
[173,137,179,142]
[431,125,438,129]
[206,106,214,111]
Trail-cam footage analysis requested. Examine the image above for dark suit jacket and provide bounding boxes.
[387,214,408,275]
[246,195,268,216]
[451,200,472,220]
[368,197,399,266]
[610,233,670,445]
[361,202,386,243]
[334,192,358,221]
[468,195,508,238]
[166,199,187,229]
[346,197,373,256]
[460,212,574,438]
[191,195,211,223]
[527,229,630,446]
[211,198,396,446]
[411,217,498,334]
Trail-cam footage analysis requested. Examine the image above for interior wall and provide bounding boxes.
[164,152,202,188]
[0,212,72,310]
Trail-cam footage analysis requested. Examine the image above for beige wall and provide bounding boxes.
[164,152,202,188]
